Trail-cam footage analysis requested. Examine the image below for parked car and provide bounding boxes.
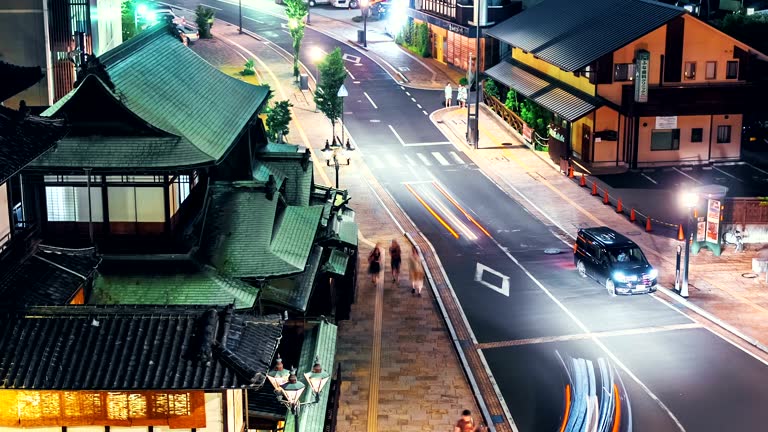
[574,227,658,295]
[176,24,199,44]
[150,6,185,25]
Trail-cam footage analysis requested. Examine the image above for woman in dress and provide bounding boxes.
[368,243,382,284]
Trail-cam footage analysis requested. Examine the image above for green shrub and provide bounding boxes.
[415,23,430,57]
[484,79,499,99]
[195,5,215,38]
[240,59,256,76]
[504,88,519,112]
[459,77,468,86]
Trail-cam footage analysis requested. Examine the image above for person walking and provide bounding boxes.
[444,82,453,107]
[409,246,425,296]
[457,84,468,108]
[368,243,382,284]
[454,409,487,432]
[389,239,402,283]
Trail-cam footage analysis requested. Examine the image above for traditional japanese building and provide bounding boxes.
[484,0,768,168]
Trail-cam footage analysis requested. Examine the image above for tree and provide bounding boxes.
[284,0,308,79]
[121,0,137,40]
[314,48,347,142]
[266,100,293,143]
[195,5,216,38]
[714,13,768,58]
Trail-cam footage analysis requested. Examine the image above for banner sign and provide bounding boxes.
[655,116,678,129]
[706,199,721,243]
[634,50,650,103]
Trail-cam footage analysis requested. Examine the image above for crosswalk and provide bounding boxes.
[365,150,470,169]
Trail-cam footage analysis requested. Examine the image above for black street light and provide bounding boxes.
[239,0,242,33]
[267,355,331,432]
[321,139,355,188]
[360,0,369,47]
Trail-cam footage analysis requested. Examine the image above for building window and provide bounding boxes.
[717,125,732,143]
[107,187,165,222]
[614,63,635,82]
[691,128,703,143]
[650,129,680,151]
[45,186,103,222]
[169,175,192,216]
[705,61,717,79]
[0,183,10,248]
[684,62,696,80]
[726,61,739,79]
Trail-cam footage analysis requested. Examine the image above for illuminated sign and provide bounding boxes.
[634,50,650,103]
[706,199,721,243]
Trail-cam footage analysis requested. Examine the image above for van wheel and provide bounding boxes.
[309,0,316,6]
[606,279,617,296]
[576,260,586,278]
[350,0,358,7]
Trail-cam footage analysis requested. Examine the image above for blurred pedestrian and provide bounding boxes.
[444,82,453,107]
[454,409,487,432]
[389,239,402,283]
[409,246,425,296]
[368,243,382,284]
[457,84,468,108]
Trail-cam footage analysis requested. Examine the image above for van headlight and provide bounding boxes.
[613,272,627,283]
[648,269,658,280]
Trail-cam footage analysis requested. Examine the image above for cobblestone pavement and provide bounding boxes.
[433,105,768,360]
[190,21,481,432]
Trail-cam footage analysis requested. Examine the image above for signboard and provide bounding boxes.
[706,199,721,243]
[634,50,650,103]
[523,124,533,142]
[655,116,678,129]
[696,217,706,242]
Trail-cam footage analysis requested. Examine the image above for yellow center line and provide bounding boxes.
[432,182,492,238]
[405,184,460,238]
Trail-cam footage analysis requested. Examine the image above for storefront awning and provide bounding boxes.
[485,59,603,122]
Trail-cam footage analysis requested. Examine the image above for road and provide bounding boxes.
[161,1,768,430]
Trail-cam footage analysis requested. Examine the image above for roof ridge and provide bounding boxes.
[99,24,171,68]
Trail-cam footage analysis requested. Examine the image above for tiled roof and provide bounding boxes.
[0,61,44,102]
[261,246,323,312]
[322,248,349,276]
[258,142,305,154]
[198,182,322,278]
[0,106,65,183]
[99,26,271,162]
[0,305,283,390]
[284,321,338,432]
[485,0,684,71]
[91,258,260,309]
[485,59,603,121]
[263,160,313,206]
[253,161,287,188]
[248,384,287,419]
[0,246,100,306]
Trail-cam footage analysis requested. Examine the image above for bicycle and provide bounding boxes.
[722,227,746,252]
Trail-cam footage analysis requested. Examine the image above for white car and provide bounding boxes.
[149,6,185,25]
[176,24,199,44]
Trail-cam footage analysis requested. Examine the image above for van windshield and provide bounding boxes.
[606,247,645,264]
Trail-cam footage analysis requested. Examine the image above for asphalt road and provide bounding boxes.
[160,1,768,430]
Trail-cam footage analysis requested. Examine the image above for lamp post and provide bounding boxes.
[239,0,243,33]
[307,0,312,25]
[360,0,369,47]
[310,46,324,85]
[268,355,331,432]
[680,191,698,298]
[322,138,354,188]
[337,84,348,146]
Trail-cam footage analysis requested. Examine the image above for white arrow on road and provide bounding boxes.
[475,262,509,296]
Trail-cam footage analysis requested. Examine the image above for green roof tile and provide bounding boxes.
[260,142,304,154]
[263,160,313,206]
[284,321,337,432]
[261,245,322,312]
[322,248,349,276]
[90,259,259,308]
[253,161,287,187]
[336,220,358,247]
[272,206,323,269]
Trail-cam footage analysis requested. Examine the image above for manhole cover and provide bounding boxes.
[742,273,759,279]
[625,231,642,236]
[544,248,561,255]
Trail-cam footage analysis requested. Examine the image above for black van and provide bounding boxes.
[574,227,658,295]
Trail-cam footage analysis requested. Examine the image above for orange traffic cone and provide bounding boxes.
[603,191,610,205]
[677,224,685,241]
[591,182,598,196]
[630,208,636,222]
[645,217,652,232]
[616,198,623,213]
[568,166,574,178]
[580,174,587,187]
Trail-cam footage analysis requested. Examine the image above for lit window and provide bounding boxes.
[717,125,731,143]
[705,61,716,79]
[614,63,635,82]
[684,62,696,80]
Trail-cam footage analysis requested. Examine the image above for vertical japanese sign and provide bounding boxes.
[706,199,721,243]
[634,50,650,103]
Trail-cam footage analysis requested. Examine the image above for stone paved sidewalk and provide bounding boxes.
[433,105,768,359]
[190,20,481,432]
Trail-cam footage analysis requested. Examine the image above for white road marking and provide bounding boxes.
[404,141,452,147]
[366,154,384,169]
[641,173,658,184]
[416,153,432,166]
[406,92,411,96]
[346,68,357,80]
[353,81,361,84]
[712,166,743,182]
[200,3,222,9]
[475,263,510,296]
[342,53,361,63]
[422,110,428,116]
[363,92,378,109]
[384,154,403,167]
[417,104,422,108]
[243,16,263,23]
[388,124,406,145]
[673,167,702,184]
[745,162,768,175]
[404,155,418,166]
[400,86,405,90]
[411,97,417,102]
[369,119,381,123]
[432,152,451,166]
[449,151,465,164]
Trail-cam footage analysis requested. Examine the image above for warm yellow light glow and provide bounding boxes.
[681,191,698,209]
[311,46,324,62]
[288,18,299,29]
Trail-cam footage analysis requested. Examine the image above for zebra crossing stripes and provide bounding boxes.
[417,153,433,166]
[364,151,469,169]
[449,152,464,164]
[404,155,418,166]
[431,152,451,166]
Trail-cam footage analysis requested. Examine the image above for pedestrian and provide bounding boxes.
[409,246,425,296]
[389,239,402,283]
[458,84,467,108]
[444,82,453,107]
[368,243,382,284]
[454,409,487,432]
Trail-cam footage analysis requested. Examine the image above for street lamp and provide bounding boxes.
[321,138,354,189]
[239,0,243,33]
[310,46,324,84]
[680,191,698,298]
[268,356,331,432]
[337,84,348,146]
[135,3,148,31]
[360,0,369,47]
